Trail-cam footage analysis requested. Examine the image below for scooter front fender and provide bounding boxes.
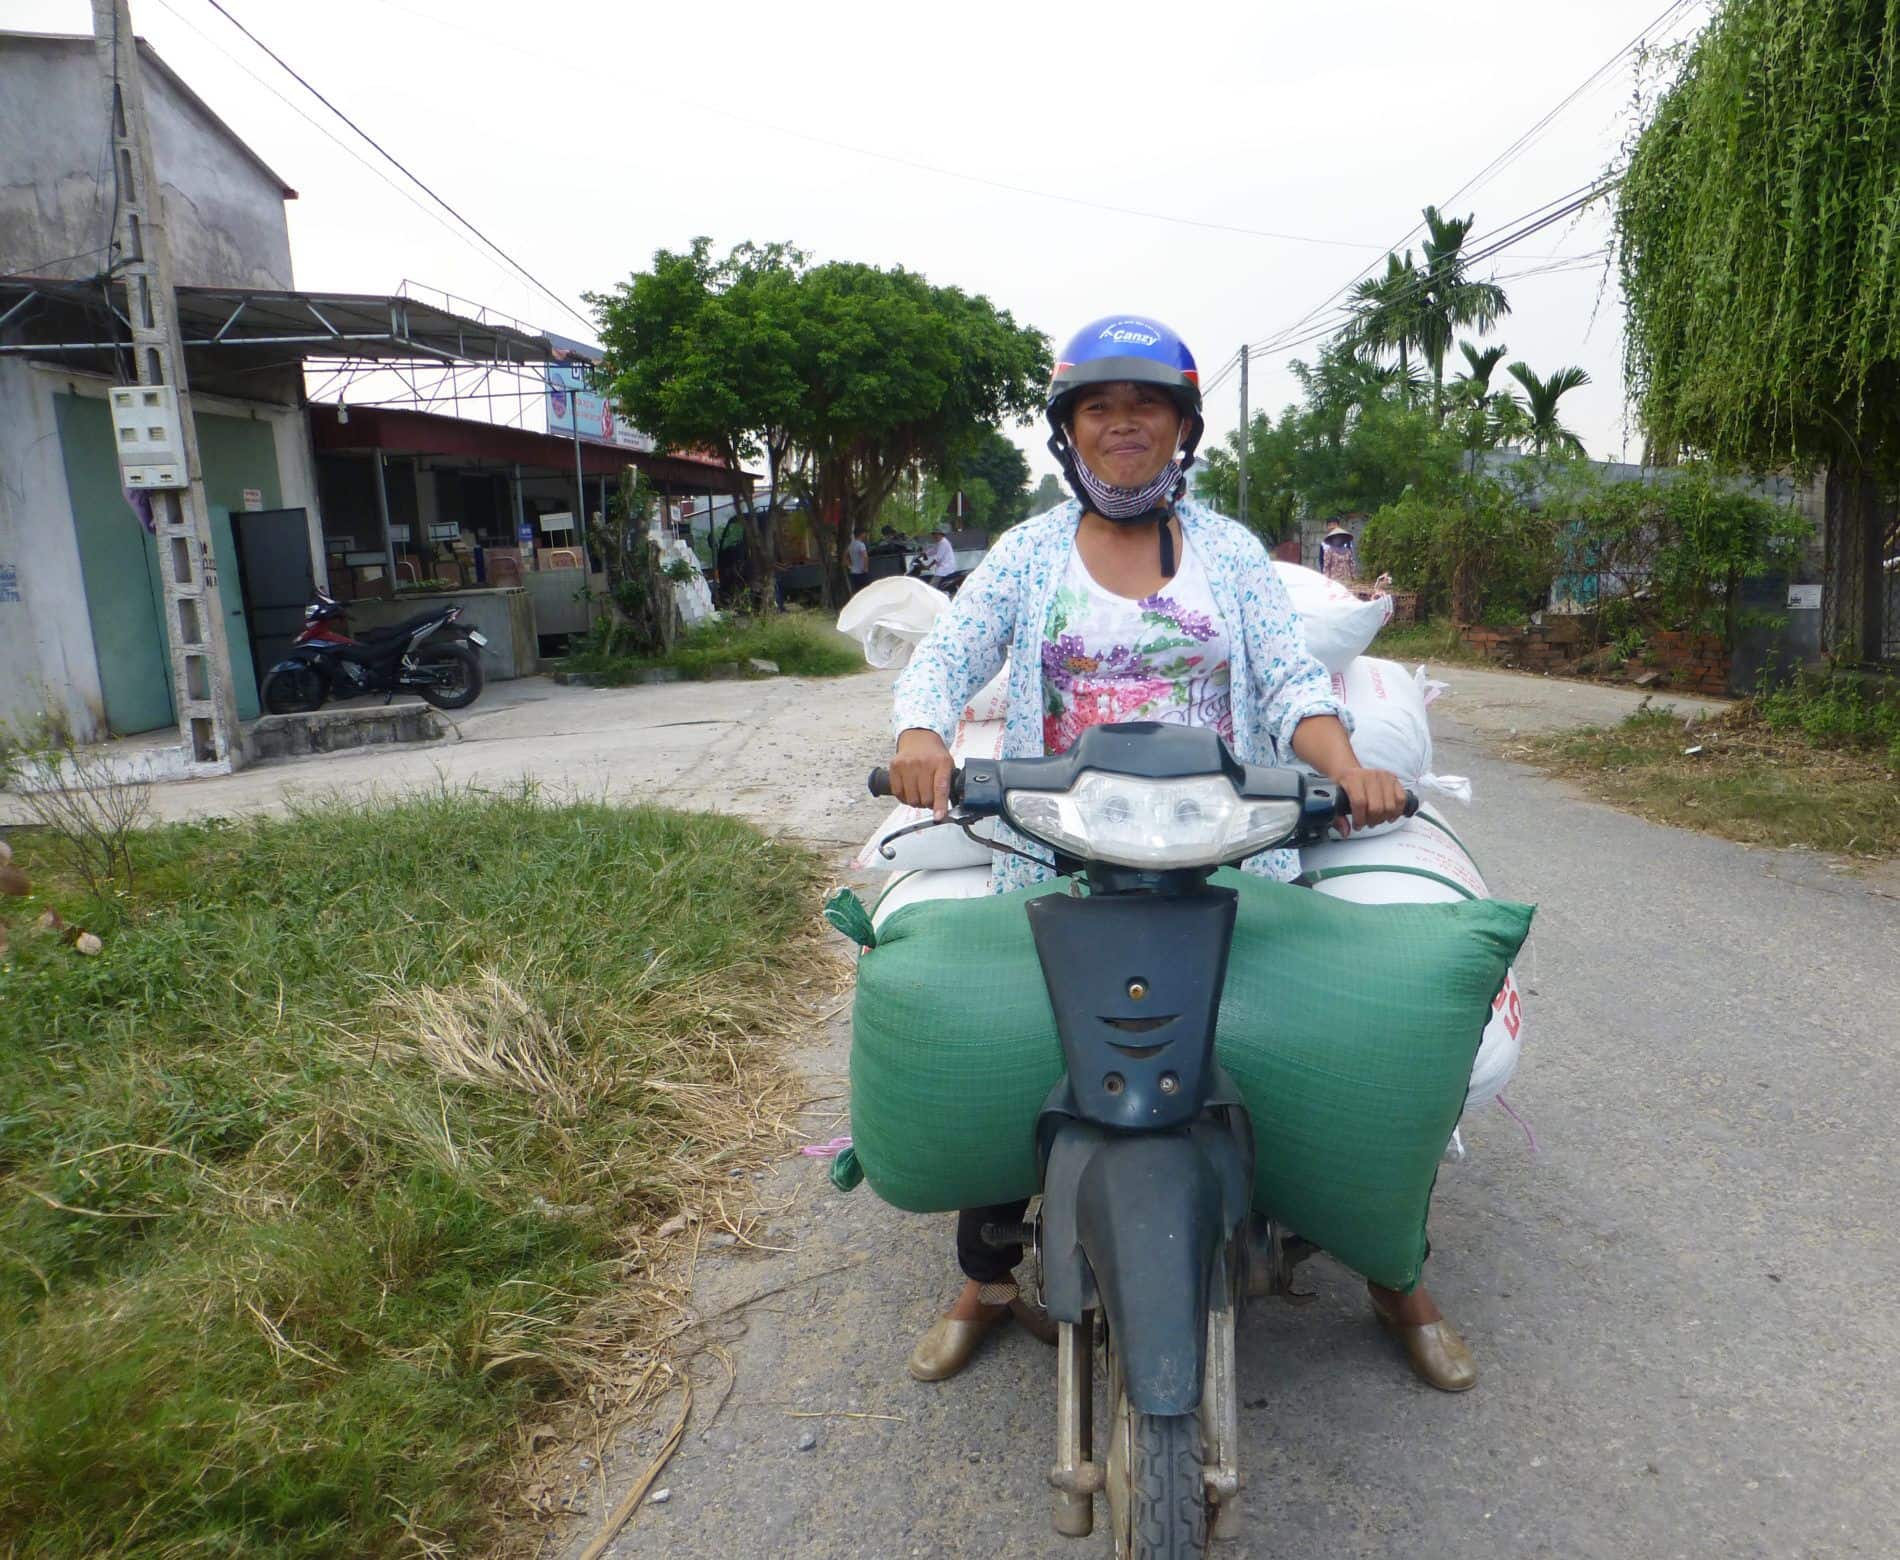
[1038,1115,1251,1417]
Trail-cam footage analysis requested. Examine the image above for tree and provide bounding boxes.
[1344,250,1428,388]
[1415,207,1511,422]
[784,262,1048,602]
[596,245,1049,609]
[949,426,1033,527]
[1029,472,1066,514]
[589,239,807,607]
[1616,0,1900,660]
[1506,362,1591,457]
[1452,342,1508,402]
[1196,341,1462,542]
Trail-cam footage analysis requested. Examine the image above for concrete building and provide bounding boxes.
[1,29,318,742]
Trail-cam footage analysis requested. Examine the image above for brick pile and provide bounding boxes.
[1458,618,1731,694]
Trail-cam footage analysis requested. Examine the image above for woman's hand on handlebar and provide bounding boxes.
[891,728,954,819]
[1334,766,1409,835]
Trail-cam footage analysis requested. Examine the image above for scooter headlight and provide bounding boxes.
[1005,773,1302,869]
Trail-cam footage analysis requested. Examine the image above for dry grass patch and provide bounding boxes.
[1513,701,1900,857]
[0,789,839,1558]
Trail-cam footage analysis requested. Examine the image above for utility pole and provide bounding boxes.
[92,0,247,770]
[1236,346,1250,529]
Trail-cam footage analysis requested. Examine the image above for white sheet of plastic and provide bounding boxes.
[1299,809,1525,1115]
[657,532,717,627]
[869,865,994,933]
[1273,562,1393,672]
[836,576,949,669]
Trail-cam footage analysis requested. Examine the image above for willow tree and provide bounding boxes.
[1615,0,1900,660]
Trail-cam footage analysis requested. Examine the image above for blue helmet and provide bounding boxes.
[1045,314,1205,464]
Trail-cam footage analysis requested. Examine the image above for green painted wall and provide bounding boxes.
[56,396,282,734]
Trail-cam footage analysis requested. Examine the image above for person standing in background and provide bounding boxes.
[847,532,870,595]
[1321,524,1358,584]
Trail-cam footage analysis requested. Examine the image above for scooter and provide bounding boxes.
[905,552,969,597]
[260,590,487,714]
[871,723,1412,1557]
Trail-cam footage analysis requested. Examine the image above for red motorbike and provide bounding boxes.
[260,590,487,714]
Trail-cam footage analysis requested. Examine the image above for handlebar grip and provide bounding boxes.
[868,767,893,798]
[1333,788,1421,819]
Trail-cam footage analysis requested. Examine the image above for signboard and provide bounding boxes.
[545,361,656,451]
[1787,583,1822,610]
[539,511,574,534]
[0,561,19,603]
[241,487,264,511]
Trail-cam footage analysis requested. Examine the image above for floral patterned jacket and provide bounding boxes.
[891,497,1348,892]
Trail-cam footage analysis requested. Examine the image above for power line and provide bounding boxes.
[150,0,532,313]
[351,0,1402,254]
[1255,0,1704,357]
[199,0,593,333]
[1248,176,1620,360]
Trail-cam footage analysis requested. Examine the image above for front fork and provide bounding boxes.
[1044,1245,1246,1540]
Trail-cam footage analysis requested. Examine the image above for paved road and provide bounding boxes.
[576,668,1900,1560]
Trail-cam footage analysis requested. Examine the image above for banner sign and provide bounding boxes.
[545,361,655,451]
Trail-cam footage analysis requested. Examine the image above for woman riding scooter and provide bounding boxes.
[884,314,1477,1393]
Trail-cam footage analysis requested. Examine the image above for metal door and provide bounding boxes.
[231,507,314,697]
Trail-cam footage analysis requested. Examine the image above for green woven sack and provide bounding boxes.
[848,871,1533,1291]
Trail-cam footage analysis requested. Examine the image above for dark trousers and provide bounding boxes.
[957,1198,1030,1284]
[848,571,870,595]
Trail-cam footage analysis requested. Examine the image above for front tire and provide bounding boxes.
[412,644,483,710]
[262,662,326,714]
[1107,1351,1208,1559]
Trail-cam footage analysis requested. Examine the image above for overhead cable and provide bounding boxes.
[199,0,593,332]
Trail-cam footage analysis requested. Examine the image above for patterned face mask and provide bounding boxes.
[1068,453,1183,522]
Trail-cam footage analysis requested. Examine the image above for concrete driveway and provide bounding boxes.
[562,666,1899,1560]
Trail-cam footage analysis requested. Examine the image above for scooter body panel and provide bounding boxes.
[1037,1113,1252,1416]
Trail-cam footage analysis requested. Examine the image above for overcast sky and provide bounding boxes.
[13,0,1708,479]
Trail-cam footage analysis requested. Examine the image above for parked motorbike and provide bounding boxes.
[870,723,1413,1557]
[260,590,487,715]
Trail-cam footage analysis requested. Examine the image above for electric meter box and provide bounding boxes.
[109,384,186,489]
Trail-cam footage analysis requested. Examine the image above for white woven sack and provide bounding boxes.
[870,865,993,933]
[836,576,949,669]
[1273,562,1393,671]
[1299,809,1525,1115]
[963,667,1009,723]
[1299,658,1470,838]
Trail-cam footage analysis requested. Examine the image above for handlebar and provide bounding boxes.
[869,765,1415,823]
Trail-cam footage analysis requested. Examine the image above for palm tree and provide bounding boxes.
[1342,250,1428,394]
[1451,341,1508,402]
[1416,207,1511,422]
[1506,362,1591,456]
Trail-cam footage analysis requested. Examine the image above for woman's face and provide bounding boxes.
[1069,381,1184,489]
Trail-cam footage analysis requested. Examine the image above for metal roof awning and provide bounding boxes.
[0,279,558,364]
[311,405,757,494]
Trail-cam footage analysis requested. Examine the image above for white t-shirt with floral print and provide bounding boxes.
[1041,537,1235,755]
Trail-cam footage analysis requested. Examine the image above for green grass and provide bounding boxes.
[1519,703,1900,856]
[1368,616,1490,668]
[0,791,825,1557]
[563,610,864,685]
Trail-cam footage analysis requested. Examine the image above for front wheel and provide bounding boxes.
[411,644,483,710]
[262,662,326,714]
[1106,1354,1207,1559]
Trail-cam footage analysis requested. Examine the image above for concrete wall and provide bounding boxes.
[0,33,292,289]
[0,359,109,741]
[0,362,324,743]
